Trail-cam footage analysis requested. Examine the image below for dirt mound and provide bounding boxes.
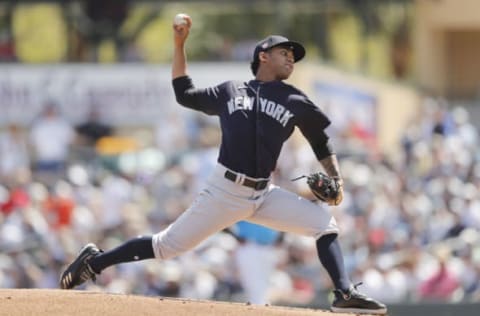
[0,289,372,316]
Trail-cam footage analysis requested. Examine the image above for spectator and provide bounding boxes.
[230,221,282,304]
[75,106,113,147]
[418,248,460,301]
[0,124,30,185]
[29,101,75,185]
[42,181,75,230]
[74,106,113,164]
[0,183,30,218]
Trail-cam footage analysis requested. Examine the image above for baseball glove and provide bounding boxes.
[293,172,343,205]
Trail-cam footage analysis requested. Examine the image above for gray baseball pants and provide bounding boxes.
[152,163,339,260]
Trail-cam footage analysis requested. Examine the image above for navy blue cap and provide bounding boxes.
[252,35,306,63]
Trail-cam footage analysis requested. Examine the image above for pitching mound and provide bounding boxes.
[0,289,377,316]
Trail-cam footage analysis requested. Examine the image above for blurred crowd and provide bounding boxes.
[0,96,479,308]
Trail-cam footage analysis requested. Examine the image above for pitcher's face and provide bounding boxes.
[261,46,295,80]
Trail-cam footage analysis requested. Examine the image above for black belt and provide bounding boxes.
[224,170,269,191]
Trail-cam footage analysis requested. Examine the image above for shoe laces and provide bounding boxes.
[338,282,366,300]
[353,282,363,290]
[349,282,368,299]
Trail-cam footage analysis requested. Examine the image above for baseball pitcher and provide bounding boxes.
[60,14,387,315]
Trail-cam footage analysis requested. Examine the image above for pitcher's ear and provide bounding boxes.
[258,51,269,62]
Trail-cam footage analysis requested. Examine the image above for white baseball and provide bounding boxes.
[173,13,189,26]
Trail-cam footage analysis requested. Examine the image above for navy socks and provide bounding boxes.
[89,236,155,274]
[316,233,351,292]
[88,233,350,292]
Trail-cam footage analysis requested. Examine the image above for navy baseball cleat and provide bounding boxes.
[331,283,387,315]
[59,243,102,289]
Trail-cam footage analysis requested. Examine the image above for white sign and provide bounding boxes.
[0,63,251,127]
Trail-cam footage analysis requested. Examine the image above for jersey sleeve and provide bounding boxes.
[294,95,335,160]
[172,76,223,115]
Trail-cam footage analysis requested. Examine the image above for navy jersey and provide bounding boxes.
[173,76,332,178]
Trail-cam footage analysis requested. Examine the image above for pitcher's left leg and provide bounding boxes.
[249,186,387,315]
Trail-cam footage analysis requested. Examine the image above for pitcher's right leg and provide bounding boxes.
[152,186,253,260]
